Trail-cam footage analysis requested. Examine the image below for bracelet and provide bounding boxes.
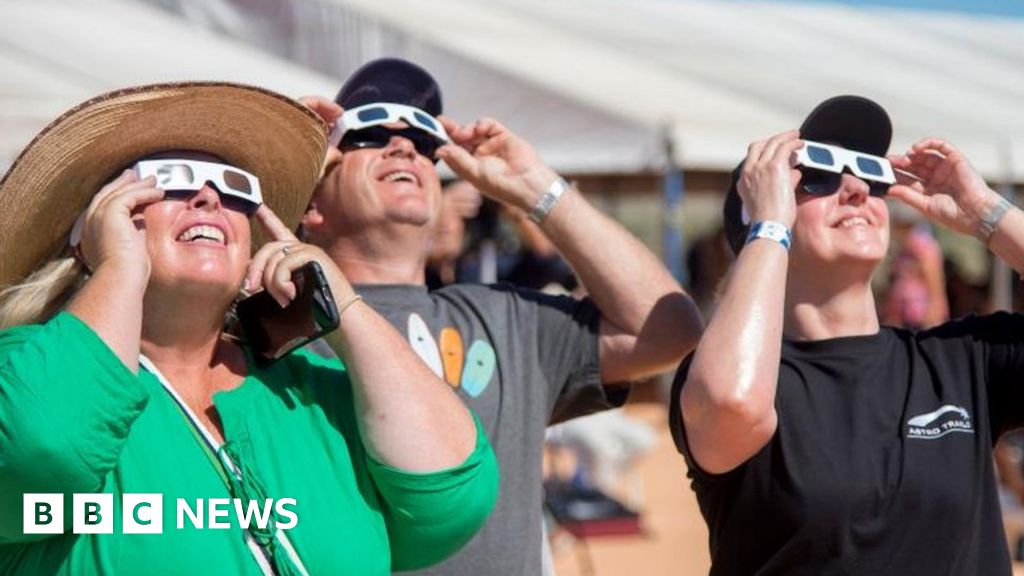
[337,294,363,319]
[528,177,571,223]
[746,221,792,250]
[978,196,1013,243]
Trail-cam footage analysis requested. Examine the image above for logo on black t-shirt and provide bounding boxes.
[906,404,975,440]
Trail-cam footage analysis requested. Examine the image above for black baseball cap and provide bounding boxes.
[723,95,893,254]
[335,57,443,116]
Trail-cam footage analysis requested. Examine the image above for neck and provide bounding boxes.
[317,226,430,285]
[139,287,235,381]
[784,270,880,341]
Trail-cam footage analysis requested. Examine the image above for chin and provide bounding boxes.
[153,262,242,293]
[387,206,433,227]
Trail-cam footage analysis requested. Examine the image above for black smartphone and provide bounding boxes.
[236,261,340,364]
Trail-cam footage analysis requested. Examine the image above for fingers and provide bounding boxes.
[911,137,961,160]
[92,169,138,207]
[101,177,163,212]
[298,95,343,127]
[436,143,482,182]
[248,242,327,308]
[245,240,299,305]
[245,238,288,294]
[444,117,507,153]
[893,168,926,190]
[759,130,801,165]
[737,130,801,226]
[254,205,301,243]
[438,116,460,138]
[739,130,800,189]
[897,152,942,183]
[773,137,805,167]
[888,184,930,214]
[263,247,296,305]
[471,118,506,141]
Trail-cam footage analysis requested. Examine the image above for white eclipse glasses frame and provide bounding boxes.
[328,102,450,149]
[133,159,264,211]
[70,158,263,248]
[794,140,896,185]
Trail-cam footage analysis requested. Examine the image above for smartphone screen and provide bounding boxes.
[236,261,340,363]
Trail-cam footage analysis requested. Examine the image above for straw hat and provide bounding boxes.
[0,82,327,287]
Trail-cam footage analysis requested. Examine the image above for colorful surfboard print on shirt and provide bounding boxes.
[407,313,443,378]
[461,340,496,398]
[440,327,464,387]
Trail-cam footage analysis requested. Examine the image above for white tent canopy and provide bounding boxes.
[0,0,338,171]
[4,0,1024,181]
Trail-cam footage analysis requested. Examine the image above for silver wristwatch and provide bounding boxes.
[528,177,571,223]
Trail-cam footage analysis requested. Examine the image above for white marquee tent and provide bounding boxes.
[3,0,1024,181]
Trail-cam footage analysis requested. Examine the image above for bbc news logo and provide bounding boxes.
[24,494,298,535]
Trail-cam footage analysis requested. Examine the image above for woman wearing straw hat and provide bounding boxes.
[0,83,497,575]
[671,95,1024,574]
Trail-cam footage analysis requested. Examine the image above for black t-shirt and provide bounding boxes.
[669,313,1024,575]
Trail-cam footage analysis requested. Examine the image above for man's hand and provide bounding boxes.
[298,95,344,178]
[436,116,559,212]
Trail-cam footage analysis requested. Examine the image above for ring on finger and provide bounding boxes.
[281,245,292,256]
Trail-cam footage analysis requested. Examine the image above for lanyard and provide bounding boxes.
[138,355,310,576]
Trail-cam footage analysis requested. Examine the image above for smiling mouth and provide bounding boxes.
[835,216,870,229]
[381,170,420,186]
[177,224,226,245]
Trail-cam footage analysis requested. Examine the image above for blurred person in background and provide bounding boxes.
[426,180,481,289]
[882,203,949,328]
[672,95,1024,574]
[0,83,496,575]
[499,203,580,293]
[301,57,703,575]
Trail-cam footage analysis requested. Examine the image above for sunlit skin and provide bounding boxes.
[790,175,890,277]
[141,184,250,305]
[681,131,1016,476]
[313,124,442,237]
[128,152,253,352]
[683,130,891,473]
[298,95,702,387]
[304,122,443,283]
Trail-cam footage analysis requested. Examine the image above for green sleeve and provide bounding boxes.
[0,312,148,543]
[366,415,499,571]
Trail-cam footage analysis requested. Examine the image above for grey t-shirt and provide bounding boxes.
[354,283,623,575]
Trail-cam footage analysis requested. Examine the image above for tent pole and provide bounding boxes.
[662,125,686,284]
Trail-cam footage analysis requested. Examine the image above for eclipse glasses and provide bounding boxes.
[328,103,450,162]
[133,159,263,215]
[795,140,895,197]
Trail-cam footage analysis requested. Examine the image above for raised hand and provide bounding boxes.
[888,138,1000,240]
[245,205,356,308]
[435,116,559,212]
[736,130,803,228]
[76,170,165,278]
[298,95,344,177]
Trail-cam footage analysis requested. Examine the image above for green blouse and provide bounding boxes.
[0,312,498,575]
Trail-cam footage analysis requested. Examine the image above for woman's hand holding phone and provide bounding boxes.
[244,205,357,308]
[239,206,360,362]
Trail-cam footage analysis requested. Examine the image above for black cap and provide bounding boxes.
[723,95,893,254]
[800,95,891,157]
[335,58,443,116]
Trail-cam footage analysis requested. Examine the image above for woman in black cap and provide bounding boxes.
[671,95,1024,574]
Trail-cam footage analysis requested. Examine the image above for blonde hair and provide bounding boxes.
[0,249,89,329]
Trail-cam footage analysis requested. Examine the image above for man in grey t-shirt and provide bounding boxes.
[300,58,703,575]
